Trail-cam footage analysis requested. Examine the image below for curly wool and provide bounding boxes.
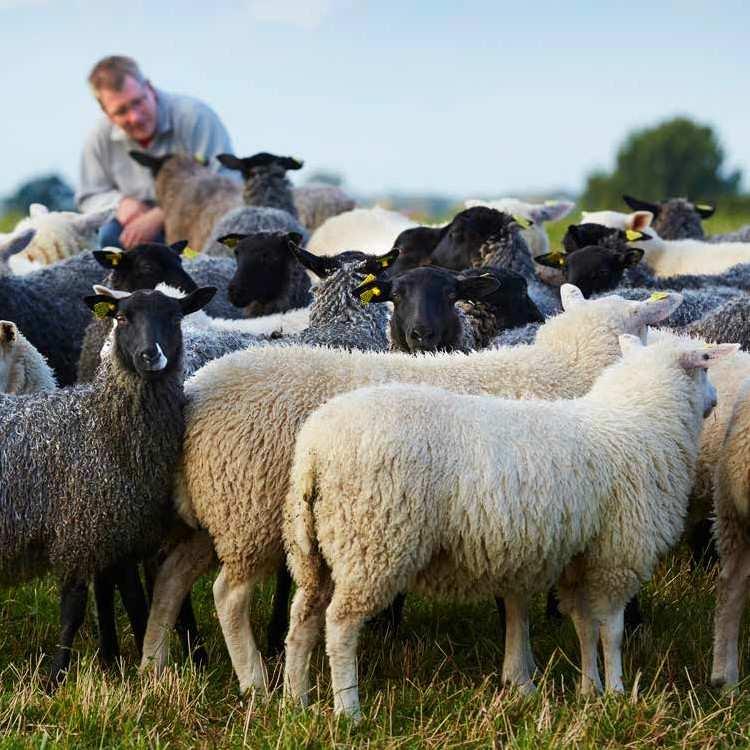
[708,225,750,244]
[682,296,750,351]
[651,198,705,240]
[622,261,750,293]
[240,162,298,218]
[0,253,105,386]
[0,322,56,394]
[0,349,184,584]
[293,185,356,232]
[182,255,244,319]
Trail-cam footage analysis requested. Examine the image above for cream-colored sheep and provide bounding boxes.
[140,286,683,693]
[307,206,417,257]
[283,336,735,718]
[0,321,56,394]
[3,204,110,274]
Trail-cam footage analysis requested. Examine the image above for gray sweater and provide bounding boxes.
[76,88,239,212]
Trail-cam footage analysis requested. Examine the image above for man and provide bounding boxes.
[77,55,239,249]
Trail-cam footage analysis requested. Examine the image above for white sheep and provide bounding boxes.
[139,286,683,693]
[2,204,111,275]
[307,206,417,257]
[464,197,575,257]
[580,209,750,277]
[0,321,56,394]
[282,335,736,718]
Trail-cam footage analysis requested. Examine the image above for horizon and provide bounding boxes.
[1,1,748,203]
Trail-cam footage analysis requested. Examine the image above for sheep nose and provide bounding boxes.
[412,325,433,342]
[138,345,167,371]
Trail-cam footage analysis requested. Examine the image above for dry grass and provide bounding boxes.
[0,552,749,748]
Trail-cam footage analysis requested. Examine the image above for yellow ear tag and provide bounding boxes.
[696,204,712,212]
[193,153,207,165]
[649,291,669,302]
[182,246,199,260]
[106,252,121,266]
[625,230,643,241]
[512,214,532,229]
[93,301,116,319]
[544,251,566,267]
[222,237,240,249]
[361,273,377,285]
[359,286,381,305]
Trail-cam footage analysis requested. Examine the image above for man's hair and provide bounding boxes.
[88,56,147,98]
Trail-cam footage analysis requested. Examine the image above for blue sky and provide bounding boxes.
[0,0,748,201]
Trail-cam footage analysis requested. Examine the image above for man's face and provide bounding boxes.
[98,75,157,142]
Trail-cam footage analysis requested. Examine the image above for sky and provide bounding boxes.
[0,0,748,203]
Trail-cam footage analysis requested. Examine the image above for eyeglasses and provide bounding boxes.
[104,87,151,120]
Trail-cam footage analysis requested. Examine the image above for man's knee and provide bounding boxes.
[98,218,123,249]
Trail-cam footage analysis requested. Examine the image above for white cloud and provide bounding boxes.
[245,0,355,30]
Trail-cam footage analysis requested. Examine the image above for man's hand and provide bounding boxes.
[120,207,165,249]
[116,196,150,226]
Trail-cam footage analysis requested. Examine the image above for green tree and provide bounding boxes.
[581,117,742,210]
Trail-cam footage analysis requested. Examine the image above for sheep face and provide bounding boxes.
[225,232,299,308]
[536,246,643,297]
[623,195,714,240]
[359,266,500,353]
[93,241,199,294]
[83,287,215,378]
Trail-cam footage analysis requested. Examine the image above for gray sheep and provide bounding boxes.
[0,285,215,683]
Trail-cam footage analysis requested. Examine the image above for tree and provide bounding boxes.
[581,117,742,210]
[2,174,75,214]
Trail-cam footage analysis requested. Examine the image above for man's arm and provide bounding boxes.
[76,131,123,213]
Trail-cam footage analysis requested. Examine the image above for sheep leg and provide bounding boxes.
[267,564,293,658]
[599,605,625,693]
[569,593,602,695]
[501,593,535,692]
[326,603,365,719]
[284,577,333,706]
[711,542,750,687]
[141,531,215,674]
[174,594,208,667]
[48,578,88,686]
[93,573,119,667]
[213,566,267,695]
[114,563,149,656]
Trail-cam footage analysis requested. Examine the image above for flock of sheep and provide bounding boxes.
[2,151,750,721]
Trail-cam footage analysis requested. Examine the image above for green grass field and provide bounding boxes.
[2,204,750,747]
[0,549,749,749]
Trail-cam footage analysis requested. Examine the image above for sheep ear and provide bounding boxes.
[629,211,654,232]
[73,208,112,235]
[679,344,740,370]
[179,286,217,315]
[92,284,130,299]
[288,242,340,278]
[635,291,683,324]
[621,249,644,268]
[373,247,400,269]
[623,195,660,217]
[355,275,392,304]
[560,284,585,308]
[535,200,576,223]
[618,334,643,355]
[535,251,567,269]
[93,248,129,269]
[0,228,35,260]
[129,150,170,176]
[0,321,17,345]
[216,233,248,249]
[169,240,189,255]
[84,294,120,319]
[216,153,244,171]
[456,273,501,301]
[694,202,716,219]
[280,156,304,170]
[29,203,49,218]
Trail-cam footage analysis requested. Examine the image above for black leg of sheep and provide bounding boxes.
[114,563,149,656]
[48,578,89,687]
[94,573,120,666]
[267,565,293,657]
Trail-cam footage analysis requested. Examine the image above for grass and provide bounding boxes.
[0,550,750,747]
